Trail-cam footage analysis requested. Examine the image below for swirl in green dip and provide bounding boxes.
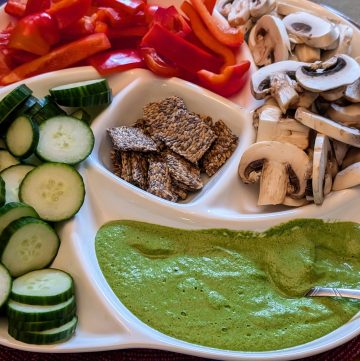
[95,219,360,351]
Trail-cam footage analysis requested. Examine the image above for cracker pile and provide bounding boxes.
[107,96,238,202]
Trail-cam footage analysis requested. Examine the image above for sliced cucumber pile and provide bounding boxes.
[7,268,77,344]
[50,79,111,107]
[0,78,111,345]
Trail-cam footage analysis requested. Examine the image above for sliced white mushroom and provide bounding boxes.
[255,103,309,149]
[282,196,309,207]
[295,107,360,147]
[345,78,360,103]
[248,15,290,66]
[293,91,319,109]
[327,103,360,129]
[332,139,349,166]
[249,0,276,19]
[238,141,310,204]
[324,172,333,196]
[283,12,339,48]
[276,2,306,17]
[238,18,255,34]
[296,55,360,92]
[332,162,360,191]
[294,45,320,63]
[320,86,346,102]
[342,147,360,169]
[218,0,234,17]
[251,60,306,99]
[228,0,250,26]
[312,134,330,205]
[322,24,353,60]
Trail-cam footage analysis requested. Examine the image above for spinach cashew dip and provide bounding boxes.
[95,219,360,351]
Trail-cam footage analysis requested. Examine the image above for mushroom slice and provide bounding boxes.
[249,0,276,19]
[345,78,360,103]
[238,141,310,204]
[324,172,332,196]
[320,86,346,102]
[293,91,318,109]
[296,55,360,92]
[248,15,290,66]
[295,45,320,63]
[282,196,309,207]
[332,162,360,191]
[312,133,330,205]
[322,24,353,60]
[332,139,349,166]
[283,12,339,48]
[295,107,360,147]
[342,147,360,169]
[228,0,250,26]
[327,103,360,129]
[251,60,306,99]
[276,2,306,17]
[255,103,309,149]
[218,0,234,17]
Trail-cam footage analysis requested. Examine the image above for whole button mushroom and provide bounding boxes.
[238,141,310,205]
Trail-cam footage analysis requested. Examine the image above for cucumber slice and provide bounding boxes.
[7,296,75,321]
[0,150,20,172]
[50,79,109,98]
[8,315,77,344]
[0,262,11,308]
[8,312,74,332]
[11,269,74,305]
[1,164,35,203]
[9,96,41,121]
[5,116,39,159]
[32,96,66,124]
[36,116,94,164]
[0,217,60,277]
[0,85,32,129]
[0,202,38,237]
[53,90,112,107]
[0,177,4,207]
[70,108,91,123]
[19,163,85,222]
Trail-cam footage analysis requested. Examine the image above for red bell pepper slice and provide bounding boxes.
[88,48,144,76]
[108,25,148,38]
[197,61,251,97]
[61,16,95,40]
[152,6,191,37]
[8,13,60,56]
[1,33,111,85]
[144,5,158,24]
[94,0,145,15]
[141,24,222,74]
[190,0,243,47]
[4,0,27,18]
[94,7,123,27]
[25,0,51,15]
[47,0,92,29]
[204,0,217,14]
[141,47,180,77]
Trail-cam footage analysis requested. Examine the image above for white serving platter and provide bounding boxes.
[0,0,360,360]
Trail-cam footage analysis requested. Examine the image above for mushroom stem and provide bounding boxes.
[258,160,288,205]
[270,73,299,113]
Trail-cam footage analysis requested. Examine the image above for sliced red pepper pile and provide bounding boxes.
[1,0,250,97]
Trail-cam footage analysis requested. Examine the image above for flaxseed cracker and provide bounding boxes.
[107,126,158,152]
[201,120,238,177]
[120,152,133,183]
[110,150,122,178]
[131,152,148,190]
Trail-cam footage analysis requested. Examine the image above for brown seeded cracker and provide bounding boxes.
[107,126,158,152]
[130,152,148,190]
[120,152,133,183]
[164,149,203,190]
[171,183,188,200]
[198,114,213,127]
[110,150,122,177]
[147,155,178,202]
[143,96,216,163]
[201,120,238,177]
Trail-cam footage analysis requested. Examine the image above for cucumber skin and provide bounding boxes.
[11,268,75,306]
[8,316,77,344]
[8,311,75,332]
[0,176,4,207]
[50,79,109,97]
[7,297,76,322]
[0,202,38,219]
[0,262,12,309]
[5,116,40,159]
[32,96,66,124]
[0,217,60,276]
[53,90,112,107]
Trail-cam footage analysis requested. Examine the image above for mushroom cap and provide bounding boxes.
[283,12,339,48]
[251,60,306,99]
[248,15,290,66]
[296,54,360,92]
[238,140,310,197]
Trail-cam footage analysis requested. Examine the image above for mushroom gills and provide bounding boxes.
[332,162,360,191]
[327,103,360,129]
[283,12,339,48]
[295,107,360,148]
[270,72,299,113]
[295,45,320,63]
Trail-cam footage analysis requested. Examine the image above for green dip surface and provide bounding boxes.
[95,219,360,351]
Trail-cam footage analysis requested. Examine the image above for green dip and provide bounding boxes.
[95,219,360,351]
